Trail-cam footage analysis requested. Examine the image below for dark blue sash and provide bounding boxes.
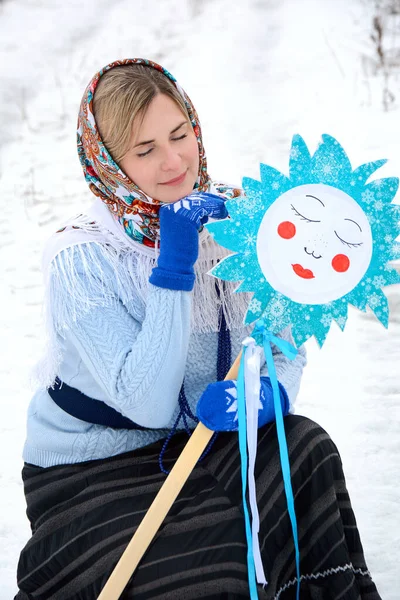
[48,378,145,430]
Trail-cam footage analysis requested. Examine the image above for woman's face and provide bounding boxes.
[120,94,200,203]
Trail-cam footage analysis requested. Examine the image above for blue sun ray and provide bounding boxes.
[361,178,399,207]
[388,203,400,220]
[328,301,349,331]
[351,159,387,187]
[290,305,330,347]
[367,289,389,327]
[334,313,348,331]
[209,255,245,282]
[289,134,312,185]
[259,164,292,197]
[346,281,370,310]
[242,177,263,192]
[207,222,248,253]
[223,198,248,221]
[383,266,400,286]
[236,277,261,293]
[244,287,278,325]
[311,134,352,188]
[389,243,400,261]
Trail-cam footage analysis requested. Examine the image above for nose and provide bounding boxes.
[304,246,322,259]
[160,144,182,171]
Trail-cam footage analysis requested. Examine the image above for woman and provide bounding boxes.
[15,58,381,599]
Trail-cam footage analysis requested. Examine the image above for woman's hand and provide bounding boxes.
[149,192,228,291]
[196,377,290,432]
[160,191,228,230]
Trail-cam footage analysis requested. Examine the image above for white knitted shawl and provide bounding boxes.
[35,188,251,388]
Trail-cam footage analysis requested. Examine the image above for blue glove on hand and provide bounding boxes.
[196,377,290,432]
[149,192,228,291]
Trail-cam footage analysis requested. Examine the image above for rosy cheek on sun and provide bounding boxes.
[332,254,350,273]
[277,221,296,239]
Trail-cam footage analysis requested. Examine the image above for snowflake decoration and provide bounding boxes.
[207,134,400,347]
[244,233,257,246]
[373,275,386,288]
[361,189,375,204]
[320,313,333,328]
[367,292,381,308]
[248,297,262,314]
[335,315,347,329]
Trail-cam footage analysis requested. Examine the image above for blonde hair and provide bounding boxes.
[93,64,190,164]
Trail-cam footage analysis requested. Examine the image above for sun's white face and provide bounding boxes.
[207,134,400,346]
[256,183,373,305]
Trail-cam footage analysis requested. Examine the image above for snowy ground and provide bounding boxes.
[1,0,399,598]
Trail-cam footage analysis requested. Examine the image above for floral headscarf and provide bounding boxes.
[77,58,211,247]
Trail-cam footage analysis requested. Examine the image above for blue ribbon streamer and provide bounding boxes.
[237,350,259,599]
[258,321,301,600]
[237,321,300,600]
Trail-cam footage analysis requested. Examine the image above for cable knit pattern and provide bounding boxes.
[69,286,191,426]
[23,242,307,468]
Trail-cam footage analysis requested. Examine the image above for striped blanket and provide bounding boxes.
[15,415,381,599]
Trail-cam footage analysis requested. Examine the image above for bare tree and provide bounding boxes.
[367,0,400,110]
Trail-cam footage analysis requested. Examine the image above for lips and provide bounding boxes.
[160,170,187,185]
[292,264,315,279]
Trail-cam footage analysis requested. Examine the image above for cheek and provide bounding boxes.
[332,254,350,272]
[120,156,147,187]
[277,221,296,239]
[186,133,200,168]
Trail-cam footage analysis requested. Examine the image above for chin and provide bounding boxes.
[159,179,197,204]
[180,176,199,198]
[159,192,185,204]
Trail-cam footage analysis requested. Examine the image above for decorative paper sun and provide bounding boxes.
[207,134,400,347]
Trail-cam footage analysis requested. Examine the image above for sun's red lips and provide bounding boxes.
[292,264,315,279]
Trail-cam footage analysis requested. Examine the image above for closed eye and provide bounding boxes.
[137,134,188,158]
[137,147,153,157]
[171,133,188,142]
[334,231,363,248]
[291,204,320,223]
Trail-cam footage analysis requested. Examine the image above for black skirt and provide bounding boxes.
[15,415,381,599]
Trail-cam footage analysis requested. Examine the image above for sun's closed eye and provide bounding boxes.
[334,231,363,248]
[290,204,320,223]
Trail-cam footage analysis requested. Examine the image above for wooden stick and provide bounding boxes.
[98,350,243,600]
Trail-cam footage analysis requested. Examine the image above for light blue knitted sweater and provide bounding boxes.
[23,241,307,468]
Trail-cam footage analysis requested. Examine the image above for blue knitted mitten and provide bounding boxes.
[149,192,228,291]
[196,377,290,432]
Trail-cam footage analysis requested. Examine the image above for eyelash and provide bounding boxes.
[137,134,188,158]
[290,204,320,223]
[291,204,363,247]
[334,231,363,248]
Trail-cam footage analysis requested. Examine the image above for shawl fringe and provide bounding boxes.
[32,206,251,388]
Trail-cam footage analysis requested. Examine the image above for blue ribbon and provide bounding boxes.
[237,350,259,599]
[237,321,300,600]
[258,320,301,600]
[252,320,298,361]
